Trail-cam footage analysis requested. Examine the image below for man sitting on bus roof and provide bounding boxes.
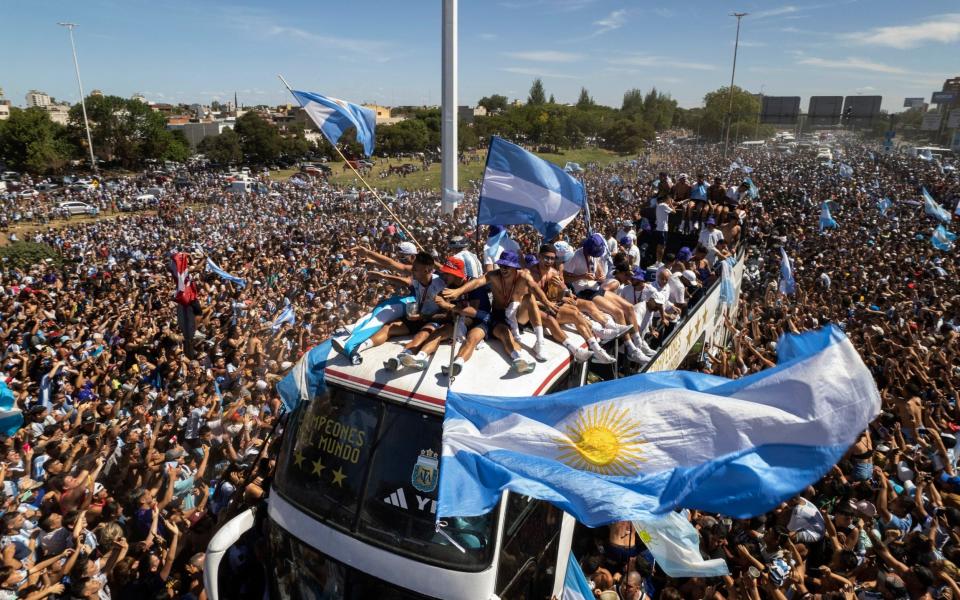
[442,251,555,374]
[385,256,488,373]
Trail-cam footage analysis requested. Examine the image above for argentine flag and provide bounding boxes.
[877,197,892,217]
[561,552,594,600]
[437,326,880,525]
[277,340,332,411]
[923,187,952,223]
[336,296,412,357]
[0,381,23,437]
[478,137,586,240]
[291,90,376,156]
[932,225,957,251]
[270,305,296,331]
[839,163,854,179]
[778,247,796,296]
[206,257,246,289]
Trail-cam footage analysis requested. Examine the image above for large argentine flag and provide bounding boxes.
[277,340,333,411]
[291,90,376,156]
[923,187,952,223]
[561,552,594,600]
[438,326,880,525]
[478,137,586,239]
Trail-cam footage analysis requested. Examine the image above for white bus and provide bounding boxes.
[205,256,747,599]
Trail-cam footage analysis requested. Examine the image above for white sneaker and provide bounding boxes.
[384,356,402,371]
[614,323,634,336]
[598,327,620,342]
[512,357,535,374]
[531,341,547,362]
[571,347,593,363]
[590,344,617,364]
[410,354,429,370]
[626,347,649,364]
[399,352,419,368]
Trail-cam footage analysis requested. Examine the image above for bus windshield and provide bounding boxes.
[273,385,496,571]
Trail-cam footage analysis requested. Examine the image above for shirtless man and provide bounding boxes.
[527,245,615,364]
[441,251,555,374]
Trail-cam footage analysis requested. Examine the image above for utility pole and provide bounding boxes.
[440,0,459,215]
[58,22,97,173]
[755,84,764,139]
[723,12,748,159]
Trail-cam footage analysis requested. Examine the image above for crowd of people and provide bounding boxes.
[0,132,958,600]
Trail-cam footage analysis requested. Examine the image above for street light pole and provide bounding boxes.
[58,22,97,174]
[755,83,764,139]
[723,12,748,159]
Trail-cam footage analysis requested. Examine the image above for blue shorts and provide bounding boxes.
[655,231,668,245]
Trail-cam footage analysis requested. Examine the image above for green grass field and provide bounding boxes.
[272,147,627,191]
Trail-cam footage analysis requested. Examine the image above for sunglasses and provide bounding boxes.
[539,255,557,262]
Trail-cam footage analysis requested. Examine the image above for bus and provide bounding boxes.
[205,255,747,599]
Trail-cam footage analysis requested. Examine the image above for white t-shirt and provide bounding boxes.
[482,236,521,266]
[697,228,724,264]
[622,245,641,267]
[564,249,606,294]
[410,274,446,316]
[616,227,637,243]
[667,273,686,305]
[655,202,674,232]
[616,281,643,305]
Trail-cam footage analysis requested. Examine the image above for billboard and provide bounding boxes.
[948,109,960,129]
[760,96,801,124]
[921,112,943,131]
[904,97,925,108]
[808,96,844,126]
[843,96,883,121]
[931,91,956,104]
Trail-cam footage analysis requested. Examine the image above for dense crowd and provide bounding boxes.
[0,134,958,600]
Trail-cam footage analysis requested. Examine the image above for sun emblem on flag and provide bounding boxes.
[556,404,647,476]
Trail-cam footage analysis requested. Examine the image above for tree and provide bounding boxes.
[621,89,645,114]
[528,79,546,106]
[198,128,242,165]
[0,107,74,173]
[234,111,283,164]
[601,117,653,153]
[699,85,762,142]
[548,94,556,104]
[576,87,595,109]
[477,94,509,113]
[376,119,430,155]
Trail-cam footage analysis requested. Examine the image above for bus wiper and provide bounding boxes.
[435,521,466,554]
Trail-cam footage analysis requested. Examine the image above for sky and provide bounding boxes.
[2,0,958,112]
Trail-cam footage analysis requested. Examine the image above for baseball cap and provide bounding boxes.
[439,256,467,279]
[398,242,417,255]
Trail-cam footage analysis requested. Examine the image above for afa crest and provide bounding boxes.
[411,449,439,493]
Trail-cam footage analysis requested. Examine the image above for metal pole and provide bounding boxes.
[441,0,458,215]
[755,84,763,139]
[59,22,97,174]
[723,12,747,159]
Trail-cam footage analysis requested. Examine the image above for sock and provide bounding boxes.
[624,338,640,353]
[510,350,521,360]
[415,351,427,360]
[454,357,465,366]
[534,326,545,345]
[590,320,604,334]
[588,338,604,351]
[604,316,618,329]
[563,339,578,352]
[358,340,373,353]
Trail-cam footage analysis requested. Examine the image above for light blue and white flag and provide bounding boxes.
[339,295,412,357]
[745,177,759,200]
[290,90,376,156]
[824,159,834,169]
[742,165,754,174]
[779,247,796,296]
[437,326,880,525]
[839,163,854,179]
[276,340,333,412]
[561,552,594,600]
[719,256,736,305]
[442,188,464,215]
[728,161,741,172]
[634,511,729,577]
[919,148,935,161]
[932,225,957,251]
[270,305,296,331]
[0,381,23,437]
[877,197,892,217]
[819,200,838,232]
[924,187,952,223]
[564,162,584,173]
[478,136,586,239]
[206,257,246,289]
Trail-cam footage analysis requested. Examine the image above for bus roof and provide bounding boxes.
[323,329,585,414]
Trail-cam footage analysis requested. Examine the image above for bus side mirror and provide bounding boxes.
[204,507,257,600]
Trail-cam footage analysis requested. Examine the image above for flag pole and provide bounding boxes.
[277,74,423,250]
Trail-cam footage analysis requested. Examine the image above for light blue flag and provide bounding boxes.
[824,159,834,169]
[634,511,729,577]
[919,148,934,161]
[478,137,586,239]
[290,90,376,156]
[719,256,736,305]
[206,257,246,289]
[338,296,412,357]
[745,177,759,200]
[563,162,583,173]
[779,247,796,296]
[742,165,754,174]
[924,187,952,223]
[878,197,892,216]
[932,225,957,251]
[276,340,333,412]
[0,381,23,437]
[562,552,594,600]
[819,200,838,232]
[270,305,295,331]
[839,163,854,179]
[437,326,880,525]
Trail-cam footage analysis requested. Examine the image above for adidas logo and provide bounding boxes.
[384,488,408,509]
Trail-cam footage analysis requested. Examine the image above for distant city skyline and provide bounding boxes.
[2,0,959,112]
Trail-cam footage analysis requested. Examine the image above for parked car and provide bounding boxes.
[57,200,98,216]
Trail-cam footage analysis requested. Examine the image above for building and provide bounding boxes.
[166,121,234,149]
[941,77,960,111]
[361,104,406,125]
[46,104,71,125]
[131,93,147,103]
[0,101,10,121]
[26,90,52,108]
[458,105,487,124]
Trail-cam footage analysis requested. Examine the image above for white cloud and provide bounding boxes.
[592,9,627,35]
[841,13,960,49]
[796,56,907,75]
[607,55,715,71]
[752,5,800,19]
[500,0,597,11]
[479,33,498,40]
[500,67,579,79]
[504,50,583,62]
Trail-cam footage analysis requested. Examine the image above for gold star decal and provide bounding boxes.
[331,466,347,487]
[311,458,326,476]
[294,451,305,468]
